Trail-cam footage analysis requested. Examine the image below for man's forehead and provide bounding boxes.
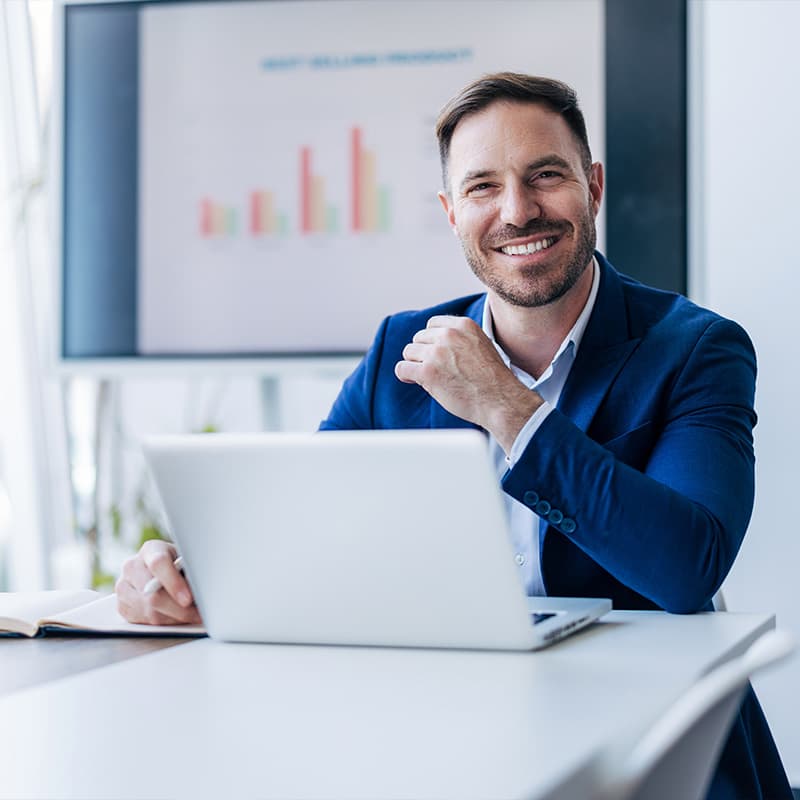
[446,101,583,180]
[449,101,577,161]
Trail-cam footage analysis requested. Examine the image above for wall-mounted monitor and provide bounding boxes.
[57,0,611,365]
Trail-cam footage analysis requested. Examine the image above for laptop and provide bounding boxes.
[142,429,610,650]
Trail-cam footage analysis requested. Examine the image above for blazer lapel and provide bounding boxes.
[429,295,486,431]
[557,256,640,433]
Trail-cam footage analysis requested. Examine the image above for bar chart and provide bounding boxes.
[197,127,390,239]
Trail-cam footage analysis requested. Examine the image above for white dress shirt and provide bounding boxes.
[481,259,600,595]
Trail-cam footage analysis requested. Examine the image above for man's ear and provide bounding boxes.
[588,162,604,217]
[438,190,459,236]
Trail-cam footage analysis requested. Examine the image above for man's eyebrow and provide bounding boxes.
[526,154,573,173]
[458,169,497,193]
[457,154,576,193]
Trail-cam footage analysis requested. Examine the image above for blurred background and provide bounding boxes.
[1,0,798,788]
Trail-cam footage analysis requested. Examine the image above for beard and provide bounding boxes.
[460,204,597,308]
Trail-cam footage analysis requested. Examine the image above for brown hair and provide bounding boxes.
[435,72,593,191]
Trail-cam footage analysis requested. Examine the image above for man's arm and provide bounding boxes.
[503,318,755,612]
[396,314,756,613]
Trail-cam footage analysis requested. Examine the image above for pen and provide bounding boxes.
[143,556,184,595]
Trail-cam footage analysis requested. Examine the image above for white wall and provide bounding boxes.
[691,0,800,784]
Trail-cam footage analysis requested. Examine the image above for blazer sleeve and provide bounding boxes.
[501,317,757,613]
[318,316,390,430]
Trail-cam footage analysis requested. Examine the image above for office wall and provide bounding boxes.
[690,0,800,784]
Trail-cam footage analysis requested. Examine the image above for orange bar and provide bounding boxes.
[361,150,377,232]
[213,205,226,236]
[312,175,326,232]
[260,191,274,233]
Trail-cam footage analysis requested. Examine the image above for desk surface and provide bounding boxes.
[0,610,774,800]
[0,635,187,697]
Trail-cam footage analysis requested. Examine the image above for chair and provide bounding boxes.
[594,629,795,800]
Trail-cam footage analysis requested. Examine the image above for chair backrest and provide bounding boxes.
[594,629,795,800]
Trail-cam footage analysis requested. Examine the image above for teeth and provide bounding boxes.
[501,237,554,255]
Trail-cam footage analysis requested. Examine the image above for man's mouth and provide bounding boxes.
[498,236,557,256]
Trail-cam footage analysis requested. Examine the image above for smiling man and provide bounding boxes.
[118,73,790,800]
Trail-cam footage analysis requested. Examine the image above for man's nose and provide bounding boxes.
[498,184,542,228]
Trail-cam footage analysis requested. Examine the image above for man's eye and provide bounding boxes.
[466,183,493,196]
[535,171,563,183]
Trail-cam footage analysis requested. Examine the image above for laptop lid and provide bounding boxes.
[142,429,609,650]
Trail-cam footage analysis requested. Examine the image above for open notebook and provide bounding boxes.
[0,590,206,638]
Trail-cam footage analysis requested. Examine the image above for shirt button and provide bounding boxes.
[515,553,526,566]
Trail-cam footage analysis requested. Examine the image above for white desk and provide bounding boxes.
[0,610,774,800]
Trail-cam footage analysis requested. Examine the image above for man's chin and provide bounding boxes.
[489,284,569,309]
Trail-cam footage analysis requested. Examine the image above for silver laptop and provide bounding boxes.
[142,429,610,650]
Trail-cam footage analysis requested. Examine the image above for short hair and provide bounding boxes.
[435,72,593,192]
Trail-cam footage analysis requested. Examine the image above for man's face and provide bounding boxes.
[439,101,603,308]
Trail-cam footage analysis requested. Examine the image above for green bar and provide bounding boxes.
[377,186,390,232]
[277,212,289,235]
[326,206,338,233]
[227,208,238,236]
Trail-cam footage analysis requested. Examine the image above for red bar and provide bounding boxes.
[200,198,213,237]
[250,192,262,235]
[351,127,362,232]
[300,147,312,233]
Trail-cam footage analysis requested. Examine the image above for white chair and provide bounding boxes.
[594,629,795,800]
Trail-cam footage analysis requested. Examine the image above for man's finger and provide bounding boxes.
[144,548,193,608]
[395,359,423,384]
[412,328,438,344]
[426,314,466,329]
[401,342,429,362]
[149,589,202,624]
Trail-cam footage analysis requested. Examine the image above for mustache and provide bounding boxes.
[482,220,571,248]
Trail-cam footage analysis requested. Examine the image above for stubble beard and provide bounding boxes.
[461,204,597,308]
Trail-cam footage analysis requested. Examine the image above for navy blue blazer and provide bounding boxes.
[320,253,791,800]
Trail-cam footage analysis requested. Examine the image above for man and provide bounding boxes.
[117,73,791,799]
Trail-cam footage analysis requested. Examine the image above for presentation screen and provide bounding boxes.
[59,0,604,361]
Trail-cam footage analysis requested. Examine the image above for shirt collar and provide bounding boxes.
[481,257,600,372]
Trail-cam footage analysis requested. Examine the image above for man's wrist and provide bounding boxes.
[485,386,544,453]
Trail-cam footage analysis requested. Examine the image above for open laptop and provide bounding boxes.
[142,429,610,650]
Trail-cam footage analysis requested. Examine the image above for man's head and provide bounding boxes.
[435,73,602,310]
[435,73,593,193]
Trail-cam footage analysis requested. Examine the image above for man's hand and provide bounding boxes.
[394,315,543,452]
[115,539,202,625]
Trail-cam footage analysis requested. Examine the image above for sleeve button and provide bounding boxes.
[547,509,563,525]
[534,500,551,516]
[560,518,577,534]
[523,491,539,507]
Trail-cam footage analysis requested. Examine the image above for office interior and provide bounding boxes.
[0,0,798,796]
